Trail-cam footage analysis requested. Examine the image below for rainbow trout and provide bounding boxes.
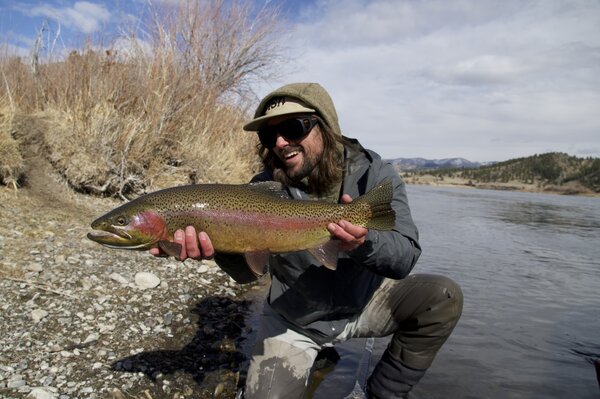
[87,181,395,275]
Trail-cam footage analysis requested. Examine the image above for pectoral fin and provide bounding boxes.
[158,240,183,258]
[308,240,340,270]
[244,251,270,276]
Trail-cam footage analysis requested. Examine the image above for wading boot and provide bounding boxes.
[366,350,426,399]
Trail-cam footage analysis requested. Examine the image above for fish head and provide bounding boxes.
[87,206,167,250]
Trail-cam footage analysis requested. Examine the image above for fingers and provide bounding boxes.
[174,229,187,260]
[149,247,165,257]
[185,226,201,259]
[327,220,367,252]
[149,226,213,261]
[333,195,364,250]
[178,227,214,261]
[340,220,367,238]
[198,231,215,259]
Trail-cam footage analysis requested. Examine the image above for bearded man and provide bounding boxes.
[151,83,463,399]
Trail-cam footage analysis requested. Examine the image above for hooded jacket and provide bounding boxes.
[215,83,421,343]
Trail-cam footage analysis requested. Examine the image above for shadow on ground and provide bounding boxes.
[111,296,251,398]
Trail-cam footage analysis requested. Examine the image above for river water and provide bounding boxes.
[309,185,600,398]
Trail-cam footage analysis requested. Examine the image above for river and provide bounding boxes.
[310,185,600,398]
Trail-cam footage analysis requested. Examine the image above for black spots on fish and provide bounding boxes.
[353,181,395,230]
[342,203,370,226]
[140,183,359,233]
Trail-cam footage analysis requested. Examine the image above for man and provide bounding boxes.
[151,83,463,398]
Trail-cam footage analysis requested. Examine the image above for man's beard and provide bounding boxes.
[281,147,321,181]
[266,139,343,197]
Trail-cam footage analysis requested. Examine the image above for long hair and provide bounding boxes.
[258,116,349,196]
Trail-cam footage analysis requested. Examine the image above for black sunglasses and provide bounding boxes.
[258,116,319,148]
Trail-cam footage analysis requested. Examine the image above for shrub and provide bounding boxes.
[0,107,24,188]
[0,0,284,197]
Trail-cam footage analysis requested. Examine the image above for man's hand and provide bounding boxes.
[149,226,215,261]
[327,194,368,252]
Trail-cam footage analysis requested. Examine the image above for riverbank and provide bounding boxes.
[402,174,600,197]
[0,180,262,399]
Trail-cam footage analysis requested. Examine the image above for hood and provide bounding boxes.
[244,82,342,137]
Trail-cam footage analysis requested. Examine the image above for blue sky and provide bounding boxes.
[1,0,599,162]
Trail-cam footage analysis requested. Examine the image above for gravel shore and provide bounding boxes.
[0,182,262,399]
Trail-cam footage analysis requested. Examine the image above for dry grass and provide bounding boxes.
[0,105,24,189]
[0,0,283,198]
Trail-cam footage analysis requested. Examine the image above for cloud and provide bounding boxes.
[0,42,30,58]
[0,30,36,50]
[112,35,152,59]
[22,1,111,34]
[425,55,530,86]
[294,0,525,47]
[259,0,600,161]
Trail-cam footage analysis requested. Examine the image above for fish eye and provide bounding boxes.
[115,216,127,226]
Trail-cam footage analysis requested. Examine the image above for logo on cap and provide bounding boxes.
[266,97,286,111]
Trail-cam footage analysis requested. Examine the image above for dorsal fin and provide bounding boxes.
[245,181,290,199]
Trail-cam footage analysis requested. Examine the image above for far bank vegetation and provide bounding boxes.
[0,0,283,198]
[401,153,600,195]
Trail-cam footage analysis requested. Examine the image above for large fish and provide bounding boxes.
[87,181,395,275]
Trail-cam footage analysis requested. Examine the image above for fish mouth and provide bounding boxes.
[87,228,150,249]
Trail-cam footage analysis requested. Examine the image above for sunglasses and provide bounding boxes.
[258,116,319,148]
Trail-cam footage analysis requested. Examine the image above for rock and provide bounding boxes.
[198,264,209,274]
[48,344,61,353]
[66,256,81,265]
[28,387,58,399]
[83,333,99,344]
[109,273,129,285]
[92,362,103,370]
[7,379,27,388]
[31,309,49,323]
[144,317,158,328]
[134,272,160,289]
[214,382,225,396]
[108,388,127,399]
[80,278,93,291]
[25,262,44,272]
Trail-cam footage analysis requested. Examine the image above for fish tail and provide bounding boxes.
[353,180,396,230]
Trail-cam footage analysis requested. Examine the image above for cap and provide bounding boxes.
[243,96,315,131]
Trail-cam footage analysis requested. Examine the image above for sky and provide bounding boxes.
[1,0,599,162]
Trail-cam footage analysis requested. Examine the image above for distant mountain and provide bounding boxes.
[387,157,490,171]
[400,152,600,194]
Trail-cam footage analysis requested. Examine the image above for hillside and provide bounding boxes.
[388,157,491,171]
[399,152,600,196]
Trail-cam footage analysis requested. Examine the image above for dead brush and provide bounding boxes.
[0,0,283,198]
[0,106,24,191]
